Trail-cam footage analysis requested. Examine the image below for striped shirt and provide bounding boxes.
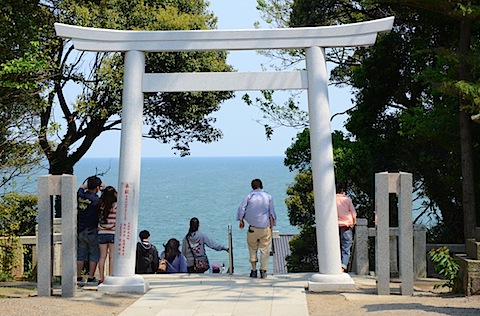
[98,202,117,234]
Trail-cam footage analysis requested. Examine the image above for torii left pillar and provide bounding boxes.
[98,51,148,293]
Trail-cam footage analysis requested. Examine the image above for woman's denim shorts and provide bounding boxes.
[98,234,115,244]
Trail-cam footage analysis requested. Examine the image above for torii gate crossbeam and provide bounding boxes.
[54,16,394,293]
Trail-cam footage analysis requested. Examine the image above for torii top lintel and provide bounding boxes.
[54,16,394,52]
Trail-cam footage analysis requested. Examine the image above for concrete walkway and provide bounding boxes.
[119,273,310,316]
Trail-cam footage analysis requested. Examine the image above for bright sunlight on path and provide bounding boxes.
[119,273,309,316]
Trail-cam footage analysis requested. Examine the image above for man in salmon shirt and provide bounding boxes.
[336,182,357,273]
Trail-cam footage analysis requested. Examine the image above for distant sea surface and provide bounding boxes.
[44,156,298,274]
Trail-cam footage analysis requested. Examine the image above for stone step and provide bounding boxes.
[466,238,480,260]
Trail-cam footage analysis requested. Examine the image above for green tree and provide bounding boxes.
[284,129,375,271]
[256,0,480,242]
[0,193,38,280]
[0,0,47,189]
[31,0,234,176]
[342,0,480,241]
[284,169,317,272]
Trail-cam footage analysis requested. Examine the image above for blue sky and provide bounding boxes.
[83,0,354,158]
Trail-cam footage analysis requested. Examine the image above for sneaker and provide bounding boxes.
[87,277,98,284]
[76,277,83,283]
[98,279,103,284]
[249,270,258,278]
[260,270,267,279]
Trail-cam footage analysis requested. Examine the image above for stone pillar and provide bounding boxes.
[414,224,427,278]
[354,218,369,275]
[375,172,414,296]
[375,172,390,295]
[98,50,148,294]
[37,176,54,297]
[37,175,77,297]
[389,228,399,277]
[398,172,413,295]
[306,46,354,291]
[60,175,76,297]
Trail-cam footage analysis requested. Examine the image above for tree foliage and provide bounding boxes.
[0,193,38,280]
[0,1,46,189]
[256,0,480,245]
[0,193,38,237]
[13,0,234,176]
[284,129,374,271]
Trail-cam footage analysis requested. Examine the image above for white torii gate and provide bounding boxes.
[55,16,394,293]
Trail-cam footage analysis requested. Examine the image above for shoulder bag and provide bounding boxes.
[186,234,210,273]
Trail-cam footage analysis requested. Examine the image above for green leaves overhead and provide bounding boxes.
[60,0,215,30]
[254,0,480,244]
[15,0,236,175]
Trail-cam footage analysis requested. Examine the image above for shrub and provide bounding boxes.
[0,193,38,279]
[429,246,460,291]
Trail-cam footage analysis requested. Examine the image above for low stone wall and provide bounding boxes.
[456,238,480,295]
[353,218,427,278]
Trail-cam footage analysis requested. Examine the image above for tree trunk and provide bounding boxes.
[459,111,476,240]
[48,154,74,175]
[458,16,476,241]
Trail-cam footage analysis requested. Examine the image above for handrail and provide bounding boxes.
[228,224,234,274]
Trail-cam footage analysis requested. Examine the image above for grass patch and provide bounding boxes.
[0,284,37,298]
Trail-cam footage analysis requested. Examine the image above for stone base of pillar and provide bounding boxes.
[98,275,149,294]
[307,273,355,292]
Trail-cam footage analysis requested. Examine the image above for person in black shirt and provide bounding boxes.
[77,175,104,283]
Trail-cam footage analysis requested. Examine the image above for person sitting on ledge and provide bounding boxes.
[135,230,159,274]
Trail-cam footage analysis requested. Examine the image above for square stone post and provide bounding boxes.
[37,176,53,296]
[37,175,77,297]
[413,224,427,278]
[398,172,413,295]
[375,172,390,295]
[375,172,414,295]
[389,229,399,276]
[60,175,77,297]
[354,218,369,275]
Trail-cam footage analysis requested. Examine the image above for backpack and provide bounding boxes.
[136,243,156,274]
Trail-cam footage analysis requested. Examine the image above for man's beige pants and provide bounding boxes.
[247,226,272,271]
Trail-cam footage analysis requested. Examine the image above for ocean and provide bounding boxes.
[70,156,297,274]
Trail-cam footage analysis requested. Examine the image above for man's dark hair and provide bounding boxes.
[139,230,150,240]
[251,178,263,190]
[336,182,346,194]
[87,175,102,190]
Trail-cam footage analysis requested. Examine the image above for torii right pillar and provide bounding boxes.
[306,46,355,291]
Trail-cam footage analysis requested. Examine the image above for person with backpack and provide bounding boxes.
[135,230,159,274]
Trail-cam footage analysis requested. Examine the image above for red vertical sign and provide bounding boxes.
[117,182,135,257]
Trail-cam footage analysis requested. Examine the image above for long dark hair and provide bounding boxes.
[187,217,199,238]
[164,238,181,263]
[96,186,117,223]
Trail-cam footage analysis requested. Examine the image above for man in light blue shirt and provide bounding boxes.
[237,178,276,279]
